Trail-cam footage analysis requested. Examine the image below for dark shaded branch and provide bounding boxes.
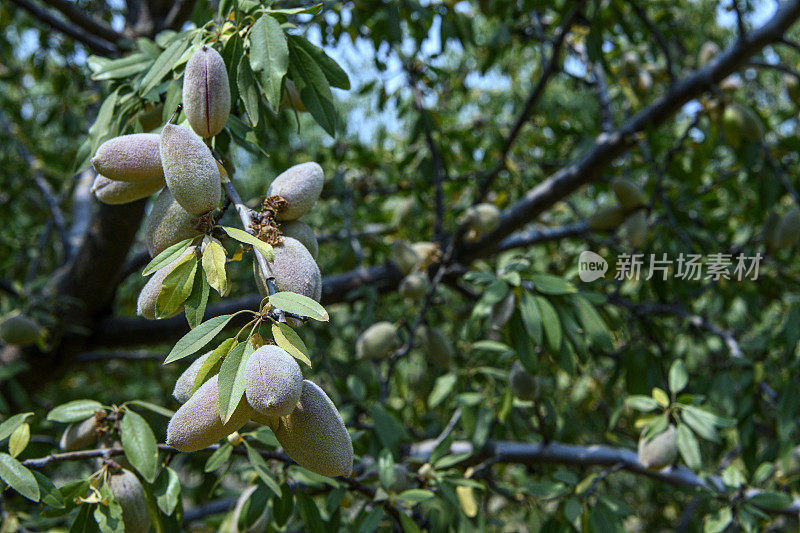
[459,0,800,264]
[40,0,124,44]
[9,0,119,57]
[496,222,588,252]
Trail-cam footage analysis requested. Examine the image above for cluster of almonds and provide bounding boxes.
[588,178,649,248]
[168,345,353,478]
[87,44,350,476]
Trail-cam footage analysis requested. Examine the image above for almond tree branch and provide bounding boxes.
[9,0,119,57]
[39,0,124,44]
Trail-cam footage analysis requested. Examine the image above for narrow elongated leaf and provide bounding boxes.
[268,4,323,16]
[625,395,660,412]
[220,227,274,260]
[94,483,124,533]
[192,338,235,395]
[530,273,576,295]
[32,470,65,508]
[0,452,39,501]
[185,264,210,328]
[245,443,281,496]
[165,314,234,364]
[9,422,30,458]
[0,412,33,443]
[120,410,159,482]
[88,90,118,151]
[237,56,260,126]
[396,489,435,506]
[70,502,97,532]
[288,45,338,136]
[204,442,232,472]
[217,341,253,422]
[534,295,562,353]
[676,423,701,469]
[249,14,288,109]
[142,239,194,276]
[288,35,350,89]
[47,400,103,423]
[271,322,312,367]
[92,53,153,81]
[269,292,329,321]
[202,239,228,296]
[126,400,174,418]
[139,38,188,96]
[153,467,181,515]
[519,291,543,345]
[669,360,689,395]
[155,254,197,318]
[573,295,613,351]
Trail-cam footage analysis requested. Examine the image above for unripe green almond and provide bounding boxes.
[274,380,353,477]
[356,321,400,359]
[281,79,308,113]
[172,351,212,404]
[638,425,678,470]
[254,237,322,301]
[91,133,163,182]
[412,242,440,267]
[0,312,42,346]
[588,205,627,231]
[268,162,324,221]
[625,209,648,248]
[160,123,221,216]
[108,469,150,533]
[508,362,539,401]
[250,412,279,428]
[166,374,254,452]
[464,203,501,234]
[183,45,231,138]
[92,175,164,205]
[776,206,800,248]
[399,272,430,300]
[280,220,318,259]
[137,251,193,319]
[137,103,164,132]
[231,485,270,533]
[245,345,303,418]
[418,326,454,368]
[611,179,646,210]
[698,41,720,66]
[59,416,98,451]
[391,241,422,275]
[145,188,202,257]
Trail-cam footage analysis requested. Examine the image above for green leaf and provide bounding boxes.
[185,264,210,329]
[92,53,153,81]
[70,502,98,532]
[676,423,702,470]
[399,513,421,533]
[534,295,562,353]
[47,400,103,423]
[269,292,329,321]
[519,291,543,346]
[681,408,718,442]
[428,374,457,408]
[0,412,33,443]
[120,409,159,483]
[625,395,659,412]
[249,14,289,109]
[165,313,235,364]
[202,239,228,296]
[237,55,260,127]
[9,422,29,458]
[396,489,436,506]
[747,491,793,510]
[126,400,174,418]
[220,226,274,260]
[268,4,323,16]
[192,338,235,395]
[88,89,119,151]
[155,254,197,318]
[272,322,312,367]
[140,38,188,96]
[218,341,252,422]
[703,507,732,533]
[288,35,350,90]
[153,467,181,515]
[94,482,124,533]
[32,470,65,508]
[245,443,282,496]
[288,44,339,136]
[143,239,194,277]
[668,360,688,395]
[0,452,39,501]
[530,273,576,295]
[573,295,613,351]
[204,442,233,472]
[651,387,670,408]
